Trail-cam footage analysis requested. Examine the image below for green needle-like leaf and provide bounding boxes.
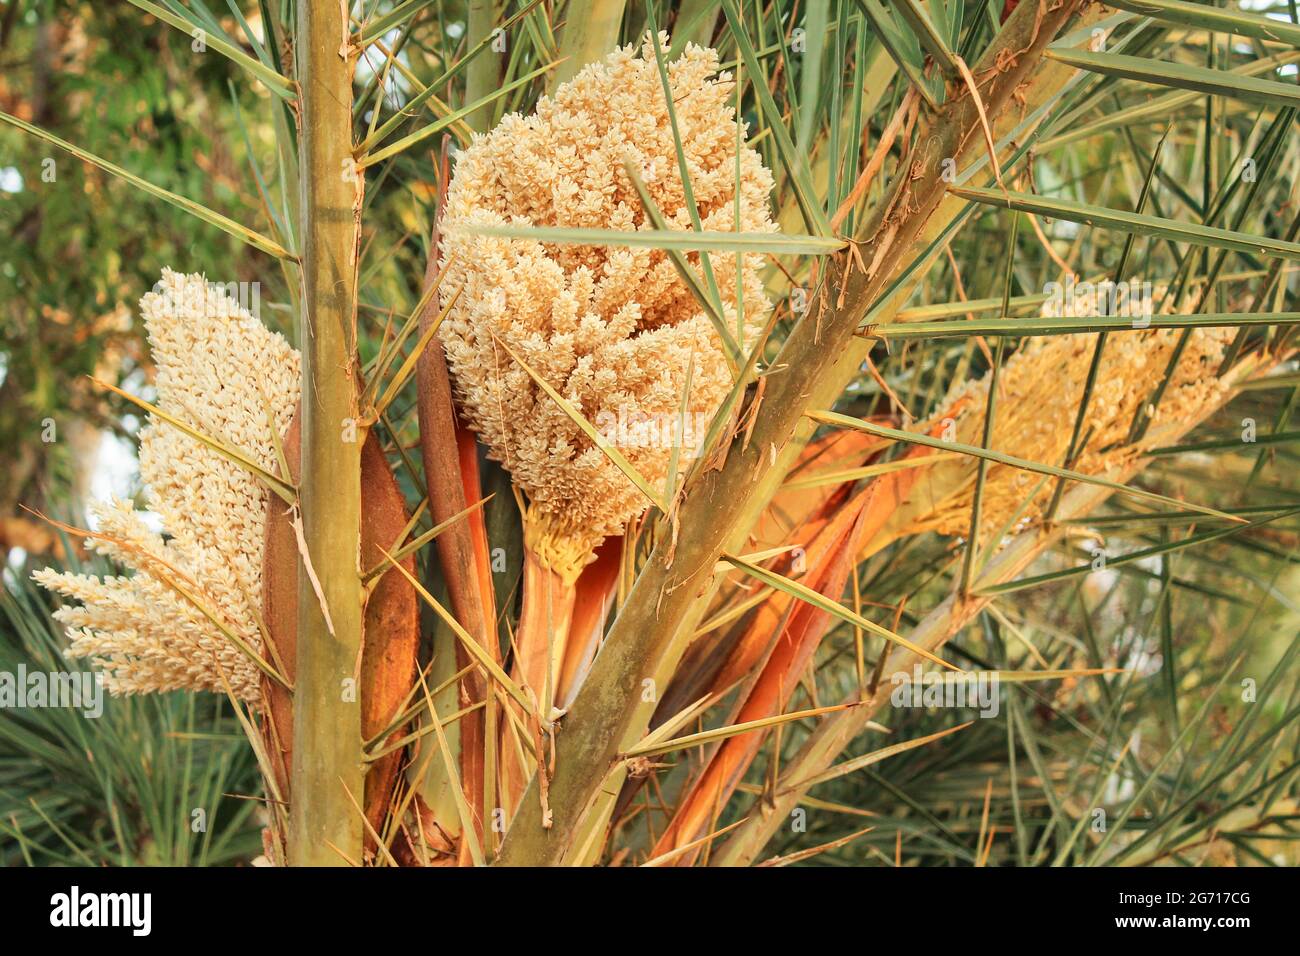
[1106,0,1300,46]
[126,0,294,97]
[452,222,845,255]
[807,409,1246,525]
[1046,48,1300,110]
[0,111,294,260]
[949,185,1300,262]
[872,312,1300,339]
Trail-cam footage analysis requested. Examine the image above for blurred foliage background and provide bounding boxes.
[0,0,284,864]
[0,0,287,543]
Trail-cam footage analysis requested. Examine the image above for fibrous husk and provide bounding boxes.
[260,408,419,858]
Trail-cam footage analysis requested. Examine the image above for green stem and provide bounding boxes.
[671,0,720,53]
[289,1,366,867]
[960,213,1020,595]
[466,0,499,131]
[549,0,627,93]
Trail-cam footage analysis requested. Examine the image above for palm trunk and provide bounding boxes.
[289,2,365,867]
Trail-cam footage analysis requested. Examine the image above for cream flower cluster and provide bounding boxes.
[901,296,1232,539]
[438,34,775,553]
[35,270,299,701]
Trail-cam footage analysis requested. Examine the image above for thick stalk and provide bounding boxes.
[516,549,578,712]
[466,0,499,131]
[290,3,365,866]
[709,353,1281,866]
[495,0,1089,867]
[672,0,721,51]
[562,9,1105,865]
[498,546,578,815]
[712,476,1118,866]
[550,0,628,92]
[556,541,622,707]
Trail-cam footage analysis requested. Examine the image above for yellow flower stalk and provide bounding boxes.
[437,34,776,710]
[881,300,1234,546]
[34,270,300,703]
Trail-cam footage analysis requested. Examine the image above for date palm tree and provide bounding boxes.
[8,0,1300,867]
